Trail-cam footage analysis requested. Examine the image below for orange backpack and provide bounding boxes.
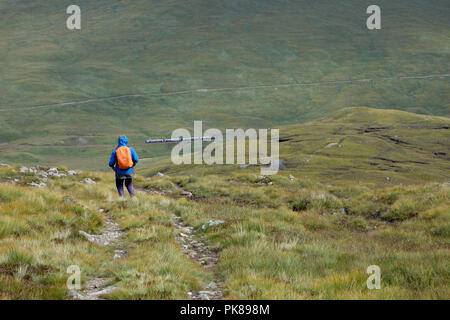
[116,147,133,170]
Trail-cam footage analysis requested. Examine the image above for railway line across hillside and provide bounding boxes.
[1,73,448,113]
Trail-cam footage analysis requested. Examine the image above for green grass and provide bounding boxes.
[0,122,449,299]
[0,1,449,299]
[0,1,449,167]
[141,107,450,186]
[0,168,209,299]
[140,173,449,299]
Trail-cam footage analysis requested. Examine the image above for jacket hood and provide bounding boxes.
[118,135,128,147]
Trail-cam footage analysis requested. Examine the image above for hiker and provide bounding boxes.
[109,136,139,197]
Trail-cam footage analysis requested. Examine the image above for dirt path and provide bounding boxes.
[139,187,224,300]
[172,216,224,300]
[71,212,126,300]
[2,73,448,112]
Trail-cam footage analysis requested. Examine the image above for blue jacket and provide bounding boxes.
[109,136,139,175]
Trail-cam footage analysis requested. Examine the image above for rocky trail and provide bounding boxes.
[139,186,224,300]
[3,165,225,300]
[71,211,126,300]
[172,216,224,300]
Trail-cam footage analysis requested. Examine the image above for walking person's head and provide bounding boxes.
[118,135,128,146]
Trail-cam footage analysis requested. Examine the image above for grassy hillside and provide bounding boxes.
[0,0,449,166]
[141,107,450,186]
[0,168,209,299]
[1,1,448,300]
[1,107,448,299]
[0,160,448,299]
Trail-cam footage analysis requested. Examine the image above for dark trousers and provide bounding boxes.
[116,178,135,197]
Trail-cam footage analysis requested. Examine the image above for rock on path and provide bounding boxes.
[72,213,126,300]
[173,216,224,300]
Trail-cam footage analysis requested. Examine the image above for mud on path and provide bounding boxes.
[71,211,126,300]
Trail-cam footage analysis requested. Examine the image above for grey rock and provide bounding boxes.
[180,190,193,197]
[84,178,96,184]
[36,171,48,177]
[69,290,85,300]
[202,219,225,230]
[28,181,46,188]
[47,168,66,178]
[205,282,218,289]
[113,250,127,259]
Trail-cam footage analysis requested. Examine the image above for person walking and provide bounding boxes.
[109,135,139,197]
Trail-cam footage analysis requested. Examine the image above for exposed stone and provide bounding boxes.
[36,171,48,178]
[194,291,219,300]
[205,282,218,289]
[28,181,46,188]
[172,215,223,300]
[114,250,127,259]
[84,178,96,184]
[46,167,66,178]
[73,215,124,300]
[202,219,225,230]
[180,190,193,197]
[68,290,84,300]
[71,278,117,300]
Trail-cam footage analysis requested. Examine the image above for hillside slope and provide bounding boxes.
[0,0,449,166]
[0,159,448,299]
[142,107,450,186]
